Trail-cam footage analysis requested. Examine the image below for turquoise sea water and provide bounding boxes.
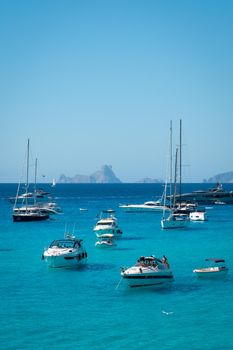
[1,183,233,350]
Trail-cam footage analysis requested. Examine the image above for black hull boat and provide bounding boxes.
[12,139,50,223]
[171,183,233,205]
[13,212,49,222]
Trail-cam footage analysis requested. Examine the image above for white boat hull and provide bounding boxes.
[161,217,190,229]
[43,249,87,268]
[119,204,168,212]
[193,267,228,278]
[95,229,123,237]
[190,211,207,221]
[44,254,87,268]
[121,267,174,287]
[93,215,123,238]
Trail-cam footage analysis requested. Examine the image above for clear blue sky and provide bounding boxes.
[1,0,233,183]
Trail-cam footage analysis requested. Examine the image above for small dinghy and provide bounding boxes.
[193,258,228,278]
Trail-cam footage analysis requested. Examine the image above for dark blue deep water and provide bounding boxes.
[1,183,233,350]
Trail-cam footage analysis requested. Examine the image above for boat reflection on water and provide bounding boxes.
[95,233,117,248]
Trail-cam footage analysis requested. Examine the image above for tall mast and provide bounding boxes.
[169,120,173,200]
[162,121,173,219]
[173,147,178,210]
[26,138,30,208]
[34,157,38,205]
[179,119,182,204]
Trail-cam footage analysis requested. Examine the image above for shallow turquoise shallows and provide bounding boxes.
[1,183,233,350]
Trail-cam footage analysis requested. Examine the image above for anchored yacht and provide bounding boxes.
[93,210,123,237]
[43,234,87,268]
[171,183,233,205]
[121,255,174,288]
[119,200,168,212]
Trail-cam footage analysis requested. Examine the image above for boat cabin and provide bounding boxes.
[136,256,162,267]
[49,239,83,249]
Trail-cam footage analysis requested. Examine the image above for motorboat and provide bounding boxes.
[170,183,233,205]
[174,201,207,221]
[214,200,226,205]
[174,202,197,215]
[93,210,123,237]
[94,217,123,237]
[9,188,51,204]
[193,258,228,278]
[38,202,63,214]
[9,191,34,204]
[95,233,117,248]
[119,200,169,212]
[189,209,207,221]
[42,234,87,268]
[34,188,51,197]
[121,255,174,288]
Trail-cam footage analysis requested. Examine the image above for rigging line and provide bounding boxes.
[115,276,123,290]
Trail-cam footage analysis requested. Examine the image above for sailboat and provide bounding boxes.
[161,120,190,229]
[12,140,50,222]
[9,159,50,204]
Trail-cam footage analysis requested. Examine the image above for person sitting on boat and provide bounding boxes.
[74,240,81,248]
[138,256,146,266]
[162,255,169,268]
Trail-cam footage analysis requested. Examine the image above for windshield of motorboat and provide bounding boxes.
[144,201,161,206]
[98,233,114,238]
[96,221,114,226]
[50,239,79,249]
[137,256,163,266]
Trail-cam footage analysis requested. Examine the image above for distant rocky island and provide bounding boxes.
[58,165,122,183]
[204,171,233,183]
[58,166,233,184]
[58,165,163,184]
